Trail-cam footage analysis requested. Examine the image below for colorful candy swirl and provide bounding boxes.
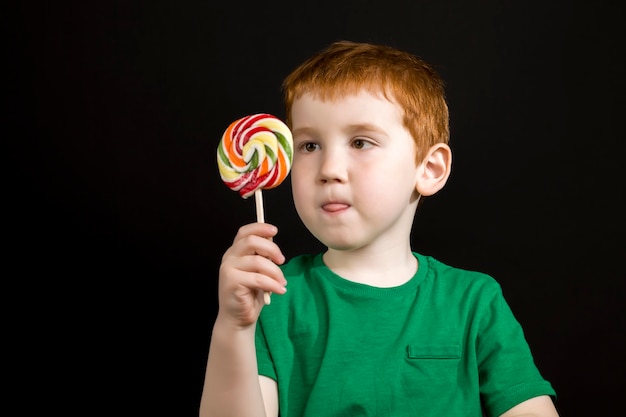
[217,113,293,199]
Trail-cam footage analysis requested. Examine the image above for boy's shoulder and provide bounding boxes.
[423,253,495,280]
[420,252,504,297]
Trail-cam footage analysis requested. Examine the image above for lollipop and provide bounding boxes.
[218,113,293,201]
[217,113,293,304]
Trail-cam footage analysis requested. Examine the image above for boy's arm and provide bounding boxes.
[199,223,285,417]
[499,395,559,417]
[199,317,266,417]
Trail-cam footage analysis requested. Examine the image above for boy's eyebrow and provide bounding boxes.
[291,126,315,137]
[344,123,386,134]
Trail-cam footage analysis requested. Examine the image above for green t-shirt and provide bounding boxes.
[255,252,555,417]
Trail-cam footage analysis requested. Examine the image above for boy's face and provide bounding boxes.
[290,91,421,252]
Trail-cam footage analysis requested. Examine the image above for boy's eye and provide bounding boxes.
[299,142,319,152]
[352,139,370,149]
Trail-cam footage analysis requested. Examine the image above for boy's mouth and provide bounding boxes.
[322,202,350,213]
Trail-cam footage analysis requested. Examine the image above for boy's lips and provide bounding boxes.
[321,202,350,212]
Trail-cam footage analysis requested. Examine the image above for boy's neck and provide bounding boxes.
[322,245,417,288]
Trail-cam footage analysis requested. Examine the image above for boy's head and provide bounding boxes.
[282,40,449,163]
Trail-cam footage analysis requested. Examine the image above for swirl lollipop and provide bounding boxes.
[218,113,293,200]
[217,113,293,304]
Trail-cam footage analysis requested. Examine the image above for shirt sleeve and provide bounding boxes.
[476,282,556,416]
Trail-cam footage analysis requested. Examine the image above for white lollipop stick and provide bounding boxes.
[255,189,272,305]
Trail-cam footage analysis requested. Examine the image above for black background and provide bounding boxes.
[7,1,624,416]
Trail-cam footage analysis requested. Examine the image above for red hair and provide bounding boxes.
[282,40,449,163]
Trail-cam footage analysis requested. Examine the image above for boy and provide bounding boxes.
[200,40,558,417]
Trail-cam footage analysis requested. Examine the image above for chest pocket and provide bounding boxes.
[401,343,462,394]
[407,344,461,359]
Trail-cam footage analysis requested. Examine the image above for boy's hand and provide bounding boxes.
[217,222,287,329]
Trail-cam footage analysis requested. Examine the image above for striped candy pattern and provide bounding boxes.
[217,113,293,199]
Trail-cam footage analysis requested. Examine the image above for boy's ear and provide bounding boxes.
[415,143,452,196]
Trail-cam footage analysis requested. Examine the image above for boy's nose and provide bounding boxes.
[318,149,347,183]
